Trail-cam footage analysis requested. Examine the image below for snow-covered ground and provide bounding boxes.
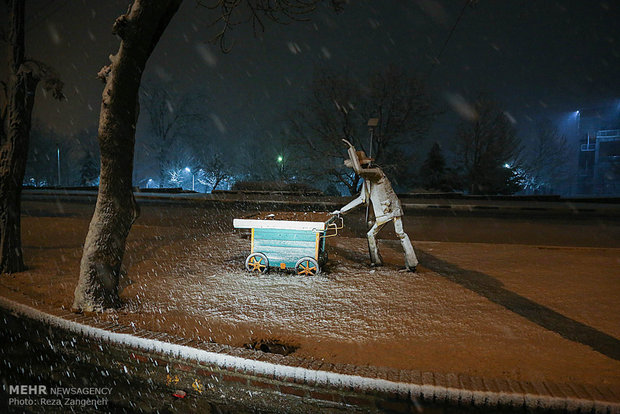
[4,209,619,392]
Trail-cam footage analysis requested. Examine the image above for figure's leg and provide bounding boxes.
[367,221,385,266]
[393,217,418,271]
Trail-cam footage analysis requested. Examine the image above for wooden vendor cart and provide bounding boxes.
[233,212,342,276]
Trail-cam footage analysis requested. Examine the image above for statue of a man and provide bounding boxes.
[332,140,418,272]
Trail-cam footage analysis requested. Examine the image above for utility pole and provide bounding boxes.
[365,118,379,229]
[367,118,379,163]
[57,145,61,187]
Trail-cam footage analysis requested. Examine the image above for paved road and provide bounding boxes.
[21,199,620,248]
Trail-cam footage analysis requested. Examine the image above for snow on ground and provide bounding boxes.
[3,209,620,391]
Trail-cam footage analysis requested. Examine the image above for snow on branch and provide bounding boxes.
[97,65,112,83]
[21,59,65,100]
[112,14,131,40]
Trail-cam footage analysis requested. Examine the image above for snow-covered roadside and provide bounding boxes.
[2,294,616,412]
[5,211,620,408]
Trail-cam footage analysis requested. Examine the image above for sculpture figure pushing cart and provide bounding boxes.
[332,139,419,272]
[233,121,417,275]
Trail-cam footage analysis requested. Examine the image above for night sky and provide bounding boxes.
[5,0,620,162]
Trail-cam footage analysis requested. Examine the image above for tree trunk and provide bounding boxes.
[211,177,222,192]
[73,0,182,312]
[0,1,40,274]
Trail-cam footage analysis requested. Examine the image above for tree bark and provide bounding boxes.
[0,1,41,273]
[73,0,182,311]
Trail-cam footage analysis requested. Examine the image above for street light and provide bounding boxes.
[185,167,194,191]
[575,110,580,131]
[147,178,153,189]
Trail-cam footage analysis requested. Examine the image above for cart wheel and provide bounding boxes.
[295,257,319,276]
[245,253,268,273]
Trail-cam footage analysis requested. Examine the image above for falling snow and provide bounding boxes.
[3,207,619,389]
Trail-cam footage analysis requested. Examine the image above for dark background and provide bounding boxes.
[3,0,619,186]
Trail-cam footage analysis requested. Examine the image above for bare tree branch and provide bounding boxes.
[455,94,523,194]
[287,65,433,193]
[21,59,65,100]
[196,0,343,52]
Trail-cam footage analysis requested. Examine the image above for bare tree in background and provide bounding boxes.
[455,94,523,195]
[201,152,233,191]
[363,66,435,164]
[24,124,98,187]
[73,126,101,186]
[141,84,205,187]
[523,119,570,194]
[236,130,299,182]
[290,65,434,194]
[74,0,343,311]
[24,123,61,187]
[289,68,360,194]
[0,0,64,274]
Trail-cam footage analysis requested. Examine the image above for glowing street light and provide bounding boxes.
[147,178,153,188]
[575,110,580,131]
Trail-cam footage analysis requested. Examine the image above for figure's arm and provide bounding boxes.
[340,194,364,215]
[358,167,382,181]
[347,145,363,175]
[332,181,367,215]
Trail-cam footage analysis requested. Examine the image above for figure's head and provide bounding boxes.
[356,151,373,165]
[344,150,374,168]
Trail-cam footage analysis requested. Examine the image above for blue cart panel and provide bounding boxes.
[233,212,339,275]
[252,228,320,269]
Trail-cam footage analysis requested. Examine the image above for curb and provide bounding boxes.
[1,296,618,412]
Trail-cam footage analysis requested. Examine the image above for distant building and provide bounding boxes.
[576,103,620,195]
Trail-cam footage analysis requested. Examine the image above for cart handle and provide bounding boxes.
[319,216,343,238]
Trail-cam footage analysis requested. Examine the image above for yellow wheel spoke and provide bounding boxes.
[248,256,266,272]
[299,261,316,275]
